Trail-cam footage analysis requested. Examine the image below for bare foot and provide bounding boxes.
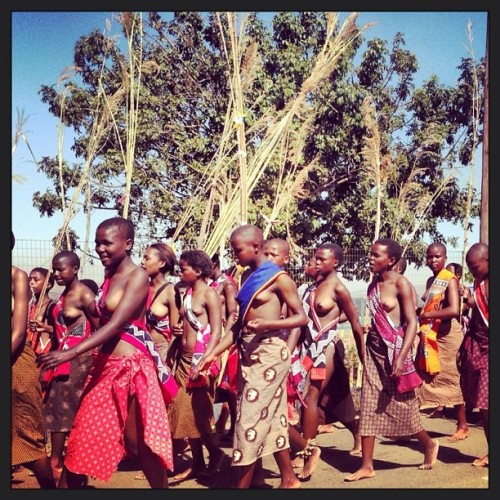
[349,435,362,455]
[344,467,376,482]
[297,446,321,481]
[447,427,469,442]
[472,455,489,467]
[291,456,304,469]
[278,476,301,489]
[318,424,335,434]
[169,466,204,484]
[419,439,439,470]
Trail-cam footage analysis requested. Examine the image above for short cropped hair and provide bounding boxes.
[374,238,403,263]
[446,262,463,276]
[396,257,407,274]
[264,238,290,257]
[230,224,263,246]
[318,242,344,266]
[97,217,135,244]
[80,278,99,295]
[427,241,447,256]
[180,249,213,279]
[52,250,81,269]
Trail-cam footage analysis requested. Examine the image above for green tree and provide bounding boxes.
[33,12,483,273]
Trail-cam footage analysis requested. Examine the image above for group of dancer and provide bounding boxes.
[11,219,489,488]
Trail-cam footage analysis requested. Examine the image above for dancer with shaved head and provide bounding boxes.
[195,224,307,488]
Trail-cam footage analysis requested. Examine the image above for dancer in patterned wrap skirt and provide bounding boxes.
[458,242,489,468]
[194,224,308,489]
[345,238,439,482]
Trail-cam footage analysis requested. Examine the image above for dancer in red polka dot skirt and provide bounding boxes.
[38,217,173,488]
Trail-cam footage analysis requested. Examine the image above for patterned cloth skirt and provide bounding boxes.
[11,343,48,466]
[359,329,423,437]
[43,350,93,433]
[232,333,291,467]
[318,337,357,425]
[64,350,173,482]
[168,347,215,440]
[457,308,488,411]
[417,318,465,407]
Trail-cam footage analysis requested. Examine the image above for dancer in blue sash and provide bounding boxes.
[194,224,308,489]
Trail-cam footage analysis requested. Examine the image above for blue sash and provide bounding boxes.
[236,260,286,325]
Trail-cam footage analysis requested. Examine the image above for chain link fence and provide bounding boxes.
[12,238,465,307]
[12,238,465,411]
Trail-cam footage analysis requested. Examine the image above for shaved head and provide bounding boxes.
[427,241,447,256]
[467,242,488,260]
[264,238,290,256]
[230,224,263,246]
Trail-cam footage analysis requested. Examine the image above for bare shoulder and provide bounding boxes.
[162,281,176,297]
[12,265,28,291]
[394,272,411,292]
[205,284,220,300]
[127,263,149,283]
[222,277,237,292]
[78,282,96,304]
[332,275,347,291]
[275,271,297,288]
[12,265,28,280]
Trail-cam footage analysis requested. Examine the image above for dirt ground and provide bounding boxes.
[11,407,489,490]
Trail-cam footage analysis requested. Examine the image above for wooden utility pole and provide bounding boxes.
[480,15,489,244]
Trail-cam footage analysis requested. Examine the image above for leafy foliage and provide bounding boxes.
[33,12,483,276]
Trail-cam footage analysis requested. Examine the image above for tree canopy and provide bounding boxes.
[33,11,483,276]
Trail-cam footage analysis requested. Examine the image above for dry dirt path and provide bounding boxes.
[11,408,488,490]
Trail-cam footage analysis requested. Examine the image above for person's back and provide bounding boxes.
[11,231,56,488]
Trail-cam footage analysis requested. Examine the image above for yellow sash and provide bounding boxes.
[417,268,455,375]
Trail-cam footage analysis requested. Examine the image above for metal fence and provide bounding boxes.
[12,238,465,304]
[12,238,465,409]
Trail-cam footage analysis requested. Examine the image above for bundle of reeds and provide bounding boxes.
[176,12,372,259]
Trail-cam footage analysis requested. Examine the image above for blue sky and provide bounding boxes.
[11,11,488,250]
